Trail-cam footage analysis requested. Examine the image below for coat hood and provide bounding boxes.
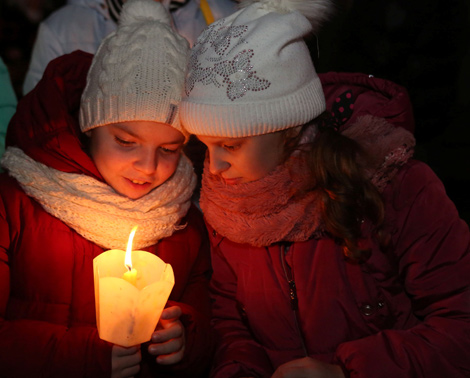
[319,72,415,134]
[5,50,102,180]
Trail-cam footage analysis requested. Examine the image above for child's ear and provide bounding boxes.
[85,131,92,137]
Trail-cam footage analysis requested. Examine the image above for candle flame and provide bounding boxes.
[125,226,138,271]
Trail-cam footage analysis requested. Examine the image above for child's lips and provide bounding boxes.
[130,179,148,185]
[126,177,151,188]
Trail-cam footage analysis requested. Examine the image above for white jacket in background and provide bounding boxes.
[23,0,237,94]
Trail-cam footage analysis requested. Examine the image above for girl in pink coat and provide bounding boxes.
[0,0,211,377]
[180,0,470,377]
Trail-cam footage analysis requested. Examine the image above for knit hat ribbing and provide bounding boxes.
[180,0,333,137]
[79,0,190,139]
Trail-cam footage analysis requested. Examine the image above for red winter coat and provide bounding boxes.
[207,73,470,378]
[0,51,212,378]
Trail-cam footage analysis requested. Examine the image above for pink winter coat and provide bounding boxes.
[206,73,470,377]
[0,51,212,378]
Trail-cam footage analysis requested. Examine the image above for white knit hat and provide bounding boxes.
[180,0,334,137]
[79,0,189,139]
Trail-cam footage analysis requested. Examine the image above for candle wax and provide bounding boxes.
[122,268,137,286]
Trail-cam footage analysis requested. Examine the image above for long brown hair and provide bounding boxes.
[284,114,386,262]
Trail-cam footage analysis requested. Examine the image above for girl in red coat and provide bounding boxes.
[0,0,211,377]
[179,0,470,377]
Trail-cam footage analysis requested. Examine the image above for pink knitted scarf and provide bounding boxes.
[200,115,415,247]
[201,154,323,247]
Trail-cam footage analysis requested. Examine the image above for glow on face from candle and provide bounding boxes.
[125,226,138,271]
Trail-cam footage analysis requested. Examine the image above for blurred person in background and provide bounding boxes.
[0,57,17,162]
[22,0,237,95]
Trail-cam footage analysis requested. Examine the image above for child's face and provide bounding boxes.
[88,121,184,199]
[197,132,286,184]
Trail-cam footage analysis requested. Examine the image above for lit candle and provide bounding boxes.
[122,226,138,286]
[93,226,174,347]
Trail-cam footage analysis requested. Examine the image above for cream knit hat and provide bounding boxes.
[80,0,189,139]
[180,0,334,137]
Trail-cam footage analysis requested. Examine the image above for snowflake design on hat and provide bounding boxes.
[192,22,247,59]
[185,23,236,95]
[214,50,271,101]
[186,22,271,101]
[212,25,248,57]
[185,59,212,95]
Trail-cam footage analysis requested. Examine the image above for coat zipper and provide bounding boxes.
[279,244,308,356]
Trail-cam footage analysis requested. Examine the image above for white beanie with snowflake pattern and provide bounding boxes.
[80,0,189,139]
[180,0,334,137]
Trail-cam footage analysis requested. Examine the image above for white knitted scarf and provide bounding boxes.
[1,147,197,250]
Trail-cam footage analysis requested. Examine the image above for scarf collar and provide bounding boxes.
[2,147,197,250]
[200,115,415,247]
[201,154,323,247]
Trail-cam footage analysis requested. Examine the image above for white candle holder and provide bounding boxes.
[93,249,174,347]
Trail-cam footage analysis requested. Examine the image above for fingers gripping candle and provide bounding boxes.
[93,226,175,347]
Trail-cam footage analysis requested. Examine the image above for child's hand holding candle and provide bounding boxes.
[147,306,185,365]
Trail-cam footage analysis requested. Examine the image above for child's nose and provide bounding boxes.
[209,152,229,175]
[135,150,158,175]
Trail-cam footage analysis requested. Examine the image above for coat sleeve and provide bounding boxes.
[0,184,113,378]
[208,225,274,378]
[335,161,470,377]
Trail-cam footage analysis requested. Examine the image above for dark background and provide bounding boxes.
[1,0,469,223]
[312,0,470,224]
